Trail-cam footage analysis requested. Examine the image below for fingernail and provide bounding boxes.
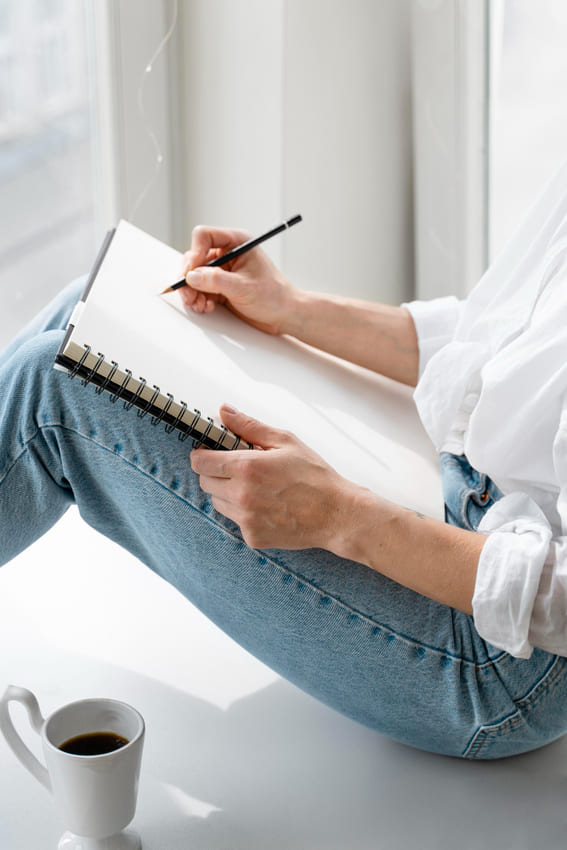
[187,270,202,287]
[222,403,239,414]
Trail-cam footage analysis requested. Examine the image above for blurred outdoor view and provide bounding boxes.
[489,0,567,259]
[0,0,96,347]
[1,1,567,349]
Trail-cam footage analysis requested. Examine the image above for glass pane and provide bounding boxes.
[489,0,567,259]
[0,0,97,348]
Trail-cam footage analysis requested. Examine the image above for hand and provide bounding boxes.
[190,405,352,551]
[179,225,300,336]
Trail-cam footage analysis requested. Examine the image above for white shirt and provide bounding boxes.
[403,158,567,659]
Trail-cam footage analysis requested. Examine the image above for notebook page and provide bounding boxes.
[67,220,444,519]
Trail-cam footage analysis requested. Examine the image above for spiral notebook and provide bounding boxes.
[54,219,443,518]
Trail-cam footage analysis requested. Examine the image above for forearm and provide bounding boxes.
[327,484,486,614]
[282,290,419,387]
[195,407,484,613]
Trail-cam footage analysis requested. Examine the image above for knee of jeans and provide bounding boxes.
[19,329,66,374]
[7,329,69,413]
[0,329,69,462]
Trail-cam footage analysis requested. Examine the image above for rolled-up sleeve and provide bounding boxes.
[474,413,567,658]
[473,493,553,658]
[402,296,463,379]
[525,416,567,656]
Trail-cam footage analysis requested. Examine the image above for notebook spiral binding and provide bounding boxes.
[67,343,246,451]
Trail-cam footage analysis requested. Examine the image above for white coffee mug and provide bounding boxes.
[0,685,145,850]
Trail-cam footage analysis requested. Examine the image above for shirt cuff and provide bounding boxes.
[473,493,553,659]
[401,296,462,379]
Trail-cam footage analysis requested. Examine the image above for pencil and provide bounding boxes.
[160,214,302,294]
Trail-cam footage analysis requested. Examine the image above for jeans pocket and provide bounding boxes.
[441,453,502,531]
[464,709,527,759]
[461,481,494,530]
[464,655,567,759]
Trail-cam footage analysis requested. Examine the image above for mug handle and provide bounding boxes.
[0,685,50,791]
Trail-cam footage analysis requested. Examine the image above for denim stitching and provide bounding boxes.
[0,424,43,485]
[463,708,524,759]
[463,655,567,758]
[515,653,567,711]
[22,423,511,671]
[458,488,476,530]
[181,514,505,668]
[458,477,497,531]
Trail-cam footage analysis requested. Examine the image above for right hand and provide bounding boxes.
[179,225,300,336]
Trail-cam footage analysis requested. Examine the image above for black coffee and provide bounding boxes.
[59,731,129,756]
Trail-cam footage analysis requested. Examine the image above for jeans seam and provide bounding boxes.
[515,654,566,710]
[463,655,566,758]
[458,488,475,529]
[463,707,524,758]
[28,423,505,671]
[185,510,506,670]
[0,424,43,486]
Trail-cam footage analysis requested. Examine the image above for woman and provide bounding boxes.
[2,159,567,760]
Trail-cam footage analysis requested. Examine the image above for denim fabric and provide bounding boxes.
[2,278,567,759]
[441,452,504,532]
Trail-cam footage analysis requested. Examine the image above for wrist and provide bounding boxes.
[326,487,483,615]
[274,285,309,338]
[278,289,325,340]
[321,479,380,560]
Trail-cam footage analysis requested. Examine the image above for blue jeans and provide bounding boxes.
[2,278,567,759]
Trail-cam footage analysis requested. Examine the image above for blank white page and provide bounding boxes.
[62,220,444,519]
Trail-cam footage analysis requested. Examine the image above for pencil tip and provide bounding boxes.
[160,286,173,295]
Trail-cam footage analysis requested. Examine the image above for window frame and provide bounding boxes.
[411,0,490,300]
[89,0,184,248]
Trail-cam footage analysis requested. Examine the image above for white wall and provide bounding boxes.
[179,0,414,304]
[179,1,285,254]
[92,0,178,245]
[411,0,489,300]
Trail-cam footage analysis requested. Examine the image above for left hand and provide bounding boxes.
[190,405,351,551]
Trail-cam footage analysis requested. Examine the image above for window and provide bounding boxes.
[0,0,184,349]
[413,0,567,300]
[0,0,98,347]
[488,0,567,258]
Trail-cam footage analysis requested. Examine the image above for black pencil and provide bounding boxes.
[160,214,302,294]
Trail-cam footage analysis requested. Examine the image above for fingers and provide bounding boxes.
[178,267,238,313]
[186,225,251,269]
[190,407,292,480]
[179,256,253,315]
[193,471,242,529]
[190,450,235,478]
[220,405,290,449]
[179,226,251,312]
[190,421,273,538]
[179,282,217,313]
[185,267,237,296]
